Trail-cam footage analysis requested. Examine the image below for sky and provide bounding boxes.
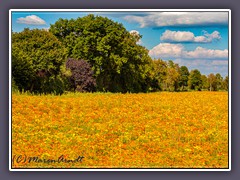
[11,11,229,77]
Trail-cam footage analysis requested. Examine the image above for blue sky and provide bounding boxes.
[11,11,229,77]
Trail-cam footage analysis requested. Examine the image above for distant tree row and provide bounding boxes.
[11,15,228,94]
[150,59,228,92]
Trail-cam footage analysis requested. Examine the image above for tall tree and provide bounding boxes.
[215,73,223,90]
[12,28,67,94]
[50,15,152,93]
[151,59,167,91]
[207,73,217,91]
[188,69,202,91]
[165,60,180,91]
[222,75,229,91]
[201,75,208,90]
[179,66,189,91]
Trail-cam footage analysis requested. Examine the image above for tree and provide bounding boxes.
[12,77,19,92]
[66,58,96,92]
[207,73,217,91]
[215,73,223,90]
[201,75,208,90]
[188,69,202,91]
[151,59,167,91]
[179,66,189,91]
[49,15,153,93]
[165,60,180,91]
[222,75,229,91]
[12,28,67,94]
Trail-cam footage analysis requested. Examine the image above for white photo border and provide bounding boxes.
[9,9,231,171]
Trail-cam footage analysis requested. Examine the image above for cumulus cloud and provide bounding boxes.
[149,43,184,58]
[149,43,228,59]
[129,30,143,45]
[202,30,221,41]
[130,30,140,35]
[161,30,195,42]
[160,30,221,43]
[124,12,228,28]
[184,47,228,59]
[17,15,46,25]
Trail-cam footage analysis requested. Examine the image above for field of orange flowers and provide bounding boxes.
[11,92,228,168]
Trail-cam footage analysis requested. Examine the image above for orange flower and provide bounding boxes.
[11,92,228,168]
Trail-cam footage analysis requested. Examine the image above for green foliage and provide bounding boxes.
[12,28,67,94]
[222,76,229,91]
[215,73,223,90]
[165,61,180,91]
[188,69,202,91]
[179,66,190,91]
[207,73,225,91]
[49,15,152,93]
[12,77,19,93]
[201,75,208,90]
[151,59,167,91]
[11,16,228,94]
[208,73,217,91]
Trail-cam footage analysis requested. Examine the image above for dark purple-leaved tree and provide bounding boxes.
[66,58,96,92]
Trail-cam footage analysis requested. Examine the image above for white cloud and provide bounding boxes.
[136,40,143,45]
[129,30,142,45]
[130,30,140,35]
[124,12,228,28]
[149,43,228,59]
[202,30,221,41]
[160,30,221,43]
[17,15,46,25]
[184,47,228,59]
[149,43,184,58]
[161,30,195,42]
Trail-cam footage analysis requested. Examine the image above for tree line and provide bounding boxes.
[12,14,228,94]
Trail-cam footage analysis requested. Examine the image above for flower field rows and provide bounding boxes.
[11,92,228,168]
